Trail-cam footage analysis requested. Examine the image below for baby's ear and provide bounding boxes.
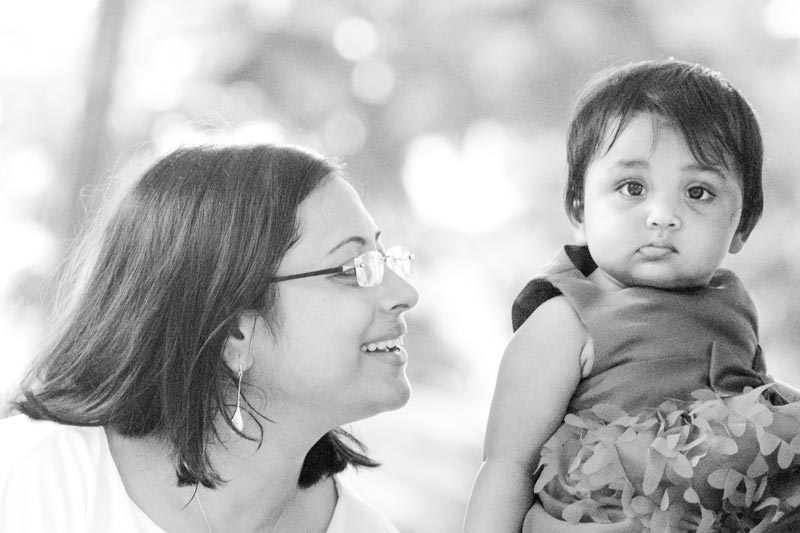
[729,232,745,254]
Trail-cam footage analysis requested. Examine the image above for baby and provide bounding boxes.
[464,59,800,532]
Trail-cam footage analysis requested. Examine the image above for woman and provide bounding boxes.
[0,144,419,532]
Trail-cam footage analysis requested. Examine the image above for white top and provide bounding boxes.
[0,415,398,533]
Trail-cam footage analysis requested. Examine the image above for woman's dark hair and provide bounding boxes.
[14,143,377,488]
[564,58,764,241]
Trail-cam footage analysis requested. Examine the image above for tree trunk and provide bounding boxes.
[64,0,128,240]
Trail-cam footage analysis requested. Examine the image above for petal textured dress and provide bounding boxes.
[513,246,800,532]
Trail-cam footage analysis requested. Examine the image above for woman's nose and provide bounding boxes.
[646,197,682,230]
[380,268,420,313]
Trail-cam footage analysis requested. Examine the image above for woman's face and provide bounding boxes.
[251,177,419,428]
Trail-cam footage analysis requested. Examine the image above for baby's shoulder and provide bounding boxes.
[517,294,583,330]
[512,277,562,331]
[511,294,588,356]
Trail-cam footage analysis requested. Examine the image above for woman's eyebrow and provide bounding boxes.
[327,236,367,256]
[326,231,382,256]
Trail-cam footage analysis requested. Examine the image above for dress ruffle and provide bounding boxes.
[534,385,800,532]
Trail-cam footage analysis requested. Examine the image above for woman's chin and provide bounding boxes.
[360,379,412,420]
[380,377,412,411]
[390,381,412,410]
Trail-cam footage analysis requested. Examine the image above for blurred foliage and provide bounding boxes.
[2,0,800,531]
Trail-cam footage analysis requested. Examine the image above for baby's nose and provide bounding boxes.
[646,200,681,230]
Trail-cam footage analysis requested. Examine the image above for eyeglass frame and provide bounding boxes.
[270,245,414,288]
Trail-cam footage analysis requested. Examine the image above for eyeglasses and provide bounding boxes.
[271,245,414,288]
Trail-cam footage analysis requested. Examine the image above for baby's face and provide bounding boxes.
[575,113,744,290]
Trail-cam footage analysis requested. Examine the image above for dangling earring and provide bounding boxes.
[231,357,244,431]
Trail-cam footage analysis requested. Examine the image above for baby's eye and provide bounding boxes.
[686,186,713,200]
[619,181,645,197]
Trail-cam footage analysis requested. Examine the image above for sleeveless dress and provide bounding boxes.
[514,246,800,532]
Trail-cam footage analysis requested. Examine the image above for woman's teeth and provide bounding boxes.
[361,337,403,353]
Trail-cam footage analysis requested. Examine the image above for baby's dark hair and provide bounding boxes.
[564,59,763,240]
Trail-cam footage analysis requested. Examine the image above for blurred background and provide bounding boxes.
[2,0,800,531]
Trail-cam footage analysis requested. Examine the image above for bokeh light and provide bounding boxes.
[333,17,379,61]
[402,122,526,234]
[764,0,800,39]
[323,107,368,155]
[246,0,294,30]
[351,59,396,103]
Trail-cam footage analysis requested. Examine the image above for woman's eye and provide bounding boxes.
[687,186,713,200]
[334,266,359,281]
[619,181,644,197]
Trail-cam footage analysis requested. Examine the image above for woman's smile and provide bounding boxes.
[362,341,408,366]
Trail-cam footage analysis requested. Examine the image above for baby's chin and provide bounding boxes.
[601,267,713,291]
[642,279,707,290]
[627,273,712,290]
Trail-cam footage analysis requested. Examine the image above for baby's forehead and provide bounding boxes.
[600,111,737,171]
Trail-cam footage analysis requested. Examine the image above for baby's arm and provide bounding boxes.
[463,296,587,533]
[773,379,800,402]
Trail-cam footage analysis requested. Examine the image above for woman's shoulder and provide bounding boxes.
[0,414,117,532]
[0,414,111,497]
[0,413,107,469]
[326,477,398,533]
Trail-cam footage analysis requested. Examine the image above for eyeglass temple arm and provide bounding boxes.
[271,248,411,283]
[271,266,347,282]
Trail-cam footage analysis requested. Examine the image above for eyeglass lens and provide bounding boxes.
[354,246,413,287]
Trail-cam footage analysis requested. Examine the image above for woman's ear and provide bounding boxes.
[221,314,260,373]
[572,220,588,246]
[729,232,745,254]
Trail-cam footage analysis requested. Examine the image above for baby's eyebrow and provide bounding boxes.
[612,159,649,169]
[683,163,729,178]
